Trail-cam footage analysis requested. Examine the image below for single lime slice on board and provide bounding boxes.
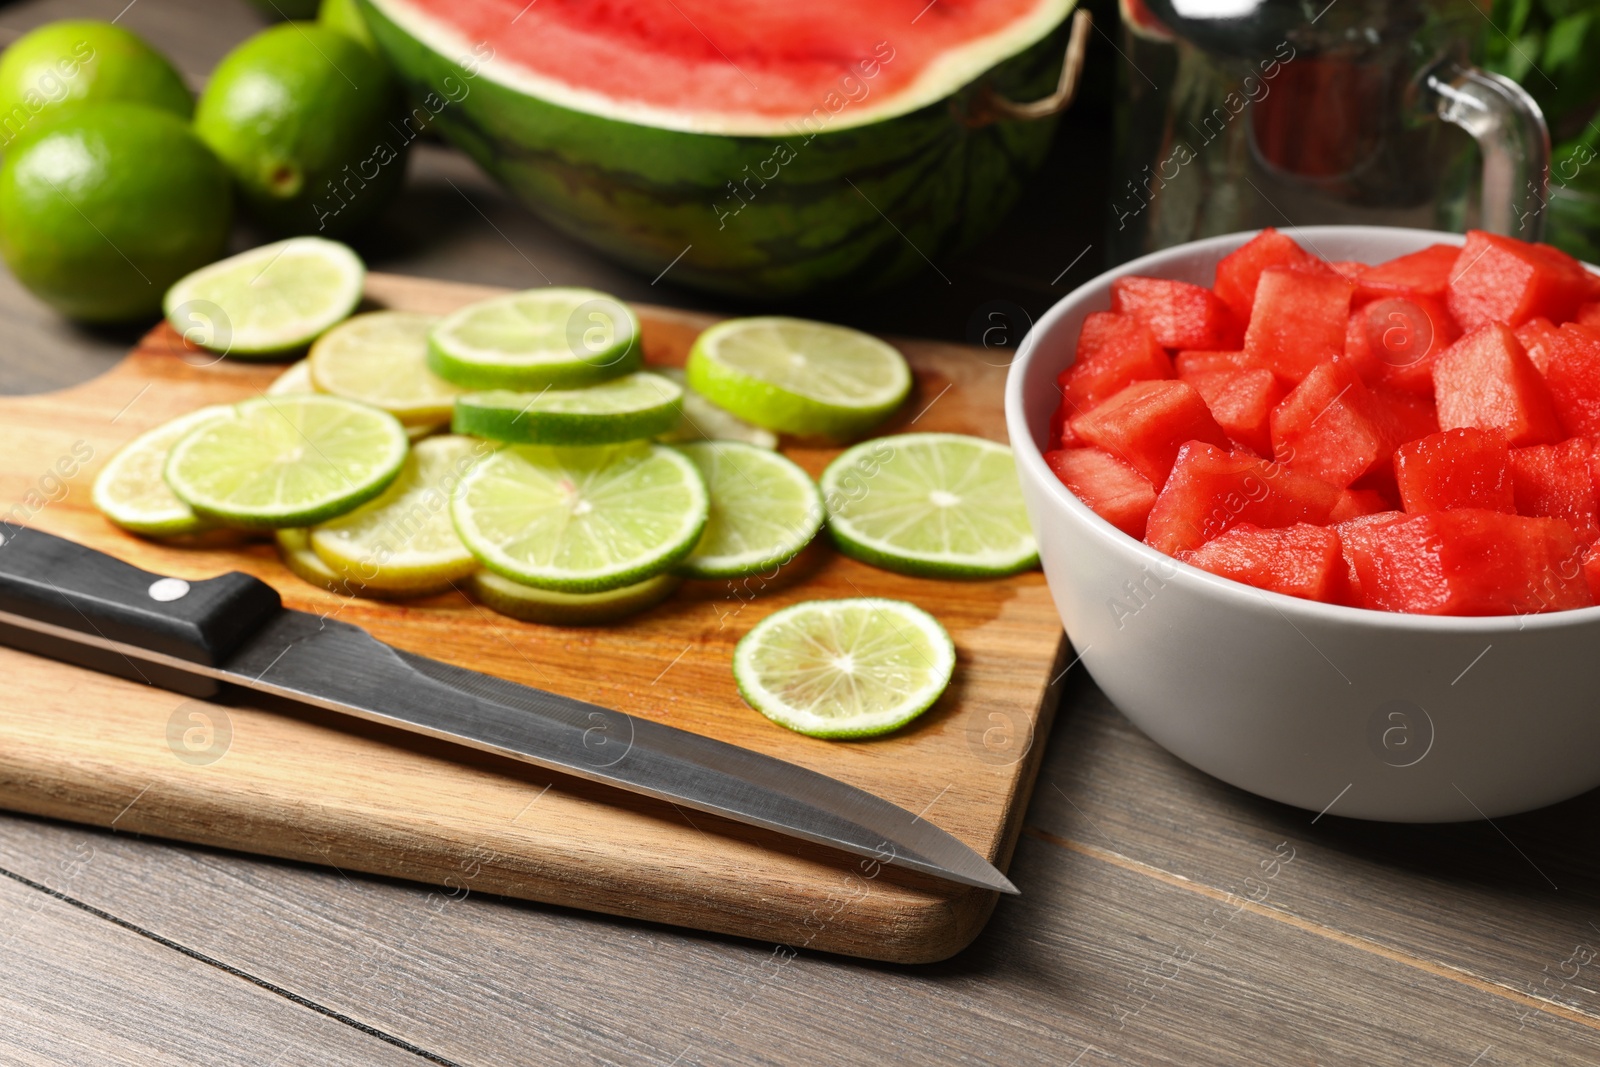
[310,434,486,593]
[471,569,680,625]
[451,442,708,593]
[820,433,1038,578]
[275,527,435,599]
[452,371,682,445]
[309,311,460,424]
[164,394,408,529]
[733,597,955,739]
[654,367,778,449]
[672,441,823,580]
[685,317,911,439]
[265,360,317,396]
[92,405,234,536]
[163,237,365,358]
[428,288,642,389]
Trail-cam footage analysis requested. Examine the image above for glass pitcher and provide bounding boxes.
[1108,0,1550,264]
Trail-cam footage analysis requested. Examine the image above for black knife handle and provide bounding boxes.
[0,523,282,694]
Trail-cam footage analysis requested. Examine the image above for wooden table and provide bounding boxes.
[4,1,1600,1063]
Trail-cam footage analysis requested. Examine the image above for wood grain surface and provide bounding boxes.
[0,272,1063,965]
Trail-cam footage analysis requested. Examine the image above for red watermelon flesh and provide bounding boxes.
[1584,541,1600,602]
[1344,295,1459,394]
[1508,438,1600,541]
[1177,523,1349,604]
[1069,379,1229,485]
[1515,317,1563,374]
[1144,442,1341,555]
[1213,227,1326,322]
[1432,322,1563,447]
[1446,230,1591,331]
[1111,275,1242,350]
[1577,302,1600,330]
[1058,311,1172,414]
[1186,367,1284,457]
[1329,488,1390,522]
[1538,323,1600,437]
[1175,349,1259,381]
[1045,448,1156,539]
[1392,428,1514,514]
[1269,357,1389,487]
[1353,243,1462,303]
[1244,267,1353,382]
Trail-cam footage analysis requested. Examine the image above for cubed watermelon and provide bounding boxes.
[1069,379,1230,485]
[1187,367,1285,457]
[1175,350,1259,382]
[1343,295,1460,394]
[1538,323,1600,436]
[1342,509,1592,615]
[1329,488,1391,522]
[1111,275,1243,350]
[1583,540,1600,602]
[1577,301,1600,330]
[1392,428,1514,514]
[1145,442,1342,554]
[1353,243,1462,303]
[1244,267,1354,382]
[1057,312,1174,414]
[1045,448,1156,539]
[1446,230,1591,330]
[1177,522,1349,604]
[1213,227,1327,322]
[1332,509,1408,606]
[1269,357,1389,487]
[1509,438,1599,541]
[1432,323,1563,446]
[1515,317,1563,374]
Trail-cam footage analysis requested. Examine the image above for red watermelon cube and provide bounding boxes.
[1213,227,1328,322]
[1447,230,1591,330]
[1577,301,1600,330]
[1583,541,1600,602]
[1111,276,1243,350]
[1145,442,1342,555]
[1509,438,1599,541]
[1269,357,1390,487]
[1332,510,1408,606]
[1343,295,1460,394]
[1175,350,1259,382]
[1538,323,1600,436]
[1046,448,1156,539]
[1329,488,1391,522]
[1187,367,1285,457]
[1432,323,1563,446]
[1392,428,1514,514]
[1515,317,1563,374]
[1069,379,1229,485]
[1354,243,1462,303]
[1177,522,1349,604]
[1244,267,1354,382]
[1057,312,1173,415]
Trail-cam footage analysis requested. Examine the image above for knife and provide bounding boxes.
[0,522,1017,895]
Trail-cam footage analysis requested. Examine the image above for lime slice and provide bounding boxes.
[654,367,778,449]
[685,317,911,439]
[672,441,823,580]
[163,237,365,358]
[452,372,682,445]
[274,527,435,600]
[471,569,680,625]
[265,360,317,396]
[310,435,487,592]
[733,597,955,739]
[428,288,642,389]
[820,433,1038,578]
[164,394,408,529]
[451,442,708,592]
[309,311,461,425]
[92,405,234,536]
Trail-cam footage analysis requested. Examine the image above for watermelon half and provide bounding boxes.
[358,0,1078,298]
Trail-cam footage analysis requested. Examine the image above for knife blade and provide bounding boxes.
[0,522,1017,895]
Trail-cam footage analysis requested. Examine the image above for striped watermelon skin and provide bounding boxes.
[359,0,1070,299]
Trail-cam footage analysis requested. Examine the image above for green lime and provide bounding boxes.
[265,360,316,396]
[672,441,823,580]
[820,433,1038,578]
[194,22,402,237]
[471,570,681,626]
[0,20,191,146]
[275,527,420,599]
[451,372,682,445]
[310,434,485,593]
[318,0,377,51]
[164,394,408,529]
[309,311,459,423]
[733,598,955,739]
[428,288,642,390]
[163,237,365,358]
[654,368,778,449]
[92,405,234,537]
[685,317,911,440]
[0,103,231,322]
[450,442,708,592]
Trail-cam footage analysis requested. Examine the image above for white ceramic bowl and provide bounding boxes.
[1006,226,1600,822]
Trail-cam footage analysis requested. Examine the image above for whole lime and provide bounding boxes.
[195,23,404,238]
[318,0,377,52]
[0,20,191,150]
[0,103,232,322]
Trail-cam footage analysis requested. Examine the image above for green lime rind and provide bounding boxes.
[684,317,911,440]
[275,527,447,599]
[92,405,234,536]
[164,394,409,529]
[820,432,1039,579]
[450,441,708,593]
[470,569,680,625]
[452,372,682,445]
[162,237,366,358]
[427,287,643,390]
[732,597,955,740]
[671,441,823,580]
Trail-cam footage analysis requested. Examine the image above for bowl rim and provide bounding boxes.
[1005,224,1600,635]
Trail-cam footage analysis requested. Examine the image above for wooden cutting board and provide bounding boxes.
[0,273,1065,964]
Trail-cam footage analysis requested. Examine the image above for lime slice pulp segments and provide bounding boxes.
[275,527,441,600]
[266,360,317,396]
[653,367,778,449]
[684,317,911,439]
[672,441,824,580]
[450,442,708,593]
[428,288,642,390]
[452,371,682,445]
[310,435,488,593]
[92,405,235,536]
[164,394,409,529]
[471,569,680,625]
[820,433,1039,578]
[733,598,955,739]
[163,237,365,358]
[309,311,461,424]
